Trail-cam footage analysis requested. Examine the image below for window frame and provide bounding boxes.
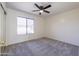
[17,16,34,35]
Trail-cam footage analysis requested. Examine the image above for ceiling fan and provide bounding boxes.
[32,3,51,15]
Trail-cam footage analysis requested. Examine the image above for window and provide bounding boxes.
[17,17,34,35]
[17,17,26,35]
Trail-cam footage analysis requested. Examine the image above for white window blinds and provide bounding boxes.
[17,17,34,35]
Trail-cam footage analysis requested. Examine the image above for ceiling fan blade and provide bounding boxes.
[43,10,50,13]
[39,12,41,15]
[35,3,41,9]
[32,10,40,12]
[44,5,51,9]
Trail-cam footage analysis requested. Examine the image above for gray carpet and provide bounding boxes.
[3,38,79,56]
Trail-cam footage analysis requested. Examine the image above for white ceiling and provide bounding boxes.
[6,2,79,16]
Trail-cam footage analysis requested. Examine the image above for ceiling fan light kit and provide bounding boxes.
[40,10,43,13]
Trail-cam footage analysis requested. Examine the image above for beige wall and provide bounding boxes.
[6,8,44,45]
[45,8,79,46]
